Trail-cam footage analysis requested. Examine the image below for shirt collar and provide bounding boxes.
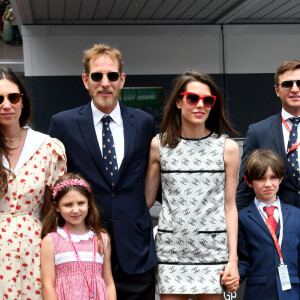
[254,197,280,211]
[281,107,300,121]
[91,101,122,126]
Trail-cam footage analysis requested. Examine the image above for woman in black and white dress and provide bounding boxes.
[146,71,239,300]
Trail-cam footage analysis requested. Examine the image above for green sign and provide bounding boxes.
[119,87,163,107]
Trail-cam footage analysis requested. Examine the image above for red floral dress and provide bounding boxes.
[0,128,67,300]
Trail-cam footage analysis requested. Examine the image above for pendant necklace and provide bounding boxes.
[4,129,22,149]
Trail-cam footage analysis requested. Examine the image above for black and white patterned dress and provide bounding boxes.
[156,133,229,294]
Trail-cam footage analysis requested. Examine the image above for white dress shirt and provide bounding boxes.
[254,197,280,223]
[91,101,124,168]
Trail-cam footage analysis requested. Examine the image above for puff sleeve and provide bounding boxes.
[45,137,67,188]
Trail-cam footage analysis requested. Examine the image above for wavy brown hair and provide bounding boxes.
[160,71,238,148]
[0,68,32,195]
[83,43,123,74]
[41,173,108,255]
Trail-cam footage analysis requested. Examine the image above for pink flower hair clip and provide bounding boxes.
[52,179,91,200]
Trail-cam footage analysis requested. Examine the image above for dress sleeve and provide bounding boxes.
[45,138,67,188]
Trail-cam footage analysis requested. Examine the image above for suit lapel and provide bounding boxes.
[280,201,290,229]
[248,201,272,237]
[77,104,111,183]
[114,104,136,186]
[271,113,298,188]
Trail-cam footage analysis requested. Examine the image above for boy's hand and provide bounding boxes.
[220,271,239,293]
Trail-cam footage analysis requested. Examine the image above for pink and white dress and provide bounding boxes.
[48,227,108,300]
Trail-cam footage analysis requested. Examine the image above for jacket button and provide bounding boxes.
[111,192,115,198]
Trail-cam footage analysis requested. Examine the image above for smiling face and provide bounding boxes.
[56,189,89,233]
[275,68,300,116]
[82,55,125,114]
[176,81,212,127]
[0,78,23,131]
[245,166,282,205]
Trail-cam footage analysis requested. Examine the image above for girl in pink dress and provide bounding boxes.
[40,173,116,300]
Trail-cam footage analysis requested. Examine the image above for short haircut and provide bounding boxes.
[244,149,285,183]
[274,60,300,85]
[82,43,123,74]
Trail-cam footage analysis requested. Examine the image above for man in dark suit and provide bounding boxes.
[49,44,157,299]
[236,60,300,210]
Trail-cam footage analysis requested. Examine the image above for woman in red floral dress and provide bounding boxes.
[0,67,67,299]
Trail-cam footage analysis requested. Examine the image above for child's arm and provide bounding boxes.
[40,235,58,300]
[102,235,117,300]
[222,138,240,285]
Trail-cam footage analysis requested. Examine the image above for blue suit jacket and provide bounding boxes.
[49,102,158,274]
[236,113,300,210]
[238,201,300,300]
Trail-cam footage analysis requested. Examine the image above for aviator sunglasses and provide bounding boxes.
[0,93,23,105]
[278,80,300,89]
[89,72,120,82]
[180,92,216,108]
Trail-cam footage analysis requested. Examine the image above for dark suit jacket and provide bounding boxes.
[238,201,300,300]
[49,102,158,274]
[236,113,300,210]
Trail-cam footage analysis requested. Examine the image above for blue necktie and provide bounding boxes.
[101,116,118,186]
[287,117,300,180]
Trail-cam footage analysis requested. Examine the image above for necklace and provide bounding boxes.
[4,129,22,149]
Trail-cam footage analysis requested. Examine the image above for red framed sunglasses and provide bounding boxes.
[180,92,216,108]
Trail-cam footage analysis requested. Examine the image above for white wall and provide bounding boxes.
[224,25,300,74]
[22,24,300,77]
[22,25,223,76]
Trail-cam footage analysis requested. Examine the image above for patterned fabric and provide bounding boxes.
[101,116,118,186]
[156,133,228,294]
[0,134,66,300]
[263,206,278,233]
[287,117,300,180]
[48,228,108,300]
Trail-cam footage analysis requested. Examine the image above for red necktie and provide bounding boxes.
[263,206,278,233]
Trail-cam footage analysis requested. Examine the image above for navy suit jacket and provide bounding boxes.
[236,113,300,210]
[238,201,300,300]
[49,102,158,274]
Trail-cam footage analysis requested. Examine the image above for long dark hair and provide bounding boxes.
[41,173,108,255]
[160,71,238,148]
[0,68,31,195]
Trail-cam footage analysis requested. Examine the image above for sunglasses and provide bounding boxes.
[180,92,216,108]
[0,93,23,104]
[278,80,300,89]
[89,72,120,82]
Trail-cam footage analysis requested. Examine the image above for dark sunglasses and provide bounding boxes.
[278,80,300,89]
[180,92,216,108]
[0,92,23,104]
[89,72,120,82]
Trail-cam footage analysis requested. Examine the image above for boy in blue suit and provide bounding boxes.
[230,149,300,299]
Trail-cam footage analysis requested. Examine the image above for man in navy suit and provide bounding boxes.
[236,60,300,210]
[233,149,300,300]
[49,44,157,299]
